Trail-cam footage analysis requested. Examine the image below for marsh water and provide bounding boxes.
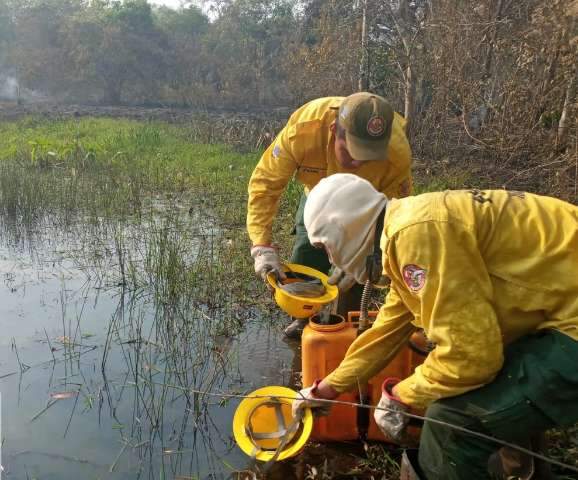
[0,196,301,479]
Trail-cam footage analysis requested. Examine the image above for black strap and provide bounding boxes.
[374,207,386,254]
[366,207,386,284]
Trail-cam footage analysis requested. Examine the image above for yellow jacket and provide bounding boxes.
[327,190,578,408]
[247,97,412,245]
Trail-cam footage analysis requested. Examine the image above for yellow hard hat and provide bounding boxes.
[266,263,338,319]
[233,386,313,462]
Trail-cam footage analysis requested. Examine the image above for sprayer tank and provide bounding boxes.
[301,312,427,442]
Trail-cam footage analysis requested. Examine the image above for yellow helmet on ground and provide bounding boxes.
[233,386,313,462]
[266,263,338,319]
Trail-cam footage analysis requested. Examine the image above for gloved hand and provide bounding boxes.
[374,378,409,443]
[292,380,332,418]
[250,245,286,281]
[327,267,357,293]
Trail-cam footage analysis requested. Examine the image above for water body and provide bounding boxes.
[0,202,299,479]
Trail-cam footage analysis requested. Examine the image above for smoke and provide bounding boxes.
[0,74,48,101]
[0,75,19,100]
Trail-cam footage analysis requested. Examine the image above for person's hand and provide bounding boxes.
[250,245,286,281]
[292,380,332,418]
[374,378,409,443]
[327,267,357,293]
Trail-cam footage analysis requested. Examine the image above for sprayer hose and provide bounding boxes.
[358,280,371,333]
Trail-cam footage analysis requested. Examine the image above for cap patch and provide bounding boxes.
[367,116,385,137]
[402,264,426,292]
[272,144,281,158]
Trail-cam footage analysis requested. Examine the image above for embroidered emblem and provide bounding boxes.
[299,166,326,174]
[507,190,526,199]
[403,264,427,292]
[272,144,281,158]
[469,189,492,204]
[367,116,385,136]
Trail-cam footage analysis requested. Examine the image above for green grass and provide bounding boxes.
[0,116,301,323]
[413,167,475,194]
[0,117,256,196]
[0,116,300,222]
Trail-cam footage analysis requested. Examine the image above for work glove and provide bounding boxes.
[250,245,286,281]
[374,378,409,443]
[292,380,332,418]
[327,267,357,293]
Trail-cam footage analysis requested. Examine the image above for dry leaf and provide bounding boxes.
[50,391,78,400]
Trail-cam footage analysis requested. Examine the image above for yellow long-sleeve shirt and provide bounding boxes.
[327,189,578,409]
[247,97,412,246]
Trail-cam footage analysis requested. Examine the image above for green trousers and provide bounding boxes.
[419,329,578,480]
[290,194,364,317]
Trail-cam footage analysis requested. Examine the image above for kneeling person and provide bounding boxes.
[293,174,578,479]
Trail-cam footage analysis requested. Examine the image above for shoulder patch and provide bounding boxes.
[402,264,427,292]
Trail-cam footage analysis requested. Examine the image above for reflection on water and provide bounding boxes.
[0,201,300,479]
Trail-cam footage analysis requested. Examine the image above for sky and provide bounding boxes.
[149,0,185,8]
[149,0,217,20]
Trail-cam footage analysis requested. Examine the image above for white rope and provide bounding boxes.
[178,385,578,474]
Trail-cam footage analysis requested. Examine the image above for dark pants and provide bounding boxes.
[290,194,364,317]
[419,330,578,479]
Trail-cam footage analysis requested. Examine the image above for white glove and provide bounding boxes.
[327,267,357,293]
[373,378,409,443]
[250,245,286,281]
[292,380,332,418]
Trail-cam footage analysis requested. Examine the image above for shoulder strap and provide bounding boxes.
[366,207,386,284]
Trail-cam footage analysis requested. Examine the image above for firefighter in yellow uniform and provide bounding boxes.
[293,173,578,479]
[247,93,412,337]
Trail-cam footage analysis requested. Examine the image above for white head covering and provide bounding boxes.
[304,174,387,284]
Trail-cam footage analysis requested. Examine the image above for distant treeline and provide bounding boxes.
[0,0,576,199]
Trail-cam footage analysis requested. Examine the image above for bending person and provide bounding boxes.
[293,173,578,479]
[247,93,412,338]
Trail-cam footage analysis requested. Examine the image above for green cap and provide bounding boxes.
[338,92,394,161]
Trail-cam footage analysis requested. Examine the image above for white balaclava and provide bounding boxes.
[304,174,388,284]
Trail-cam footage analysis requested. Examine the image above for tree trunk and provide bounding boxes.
[483,0,505,79]
[358,0,369,91]
[389,0,416,132]
[477,0,506,127]
[404,63,414,133]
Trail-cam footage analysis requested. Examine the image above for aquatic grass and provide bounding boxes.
[0,118,267,291]
[0,118,295,268]
[0,120,276,477]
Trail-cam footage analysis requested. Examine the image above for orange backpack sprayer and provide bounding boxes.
[301,312,359,440]
[301,279,430,443]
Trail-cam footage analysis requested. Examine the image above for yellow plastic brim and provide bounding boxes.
[233,386,313,462]
[266,264,338,317]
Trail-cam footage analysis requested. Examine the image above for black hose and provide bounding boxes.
[358,279,372,335]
